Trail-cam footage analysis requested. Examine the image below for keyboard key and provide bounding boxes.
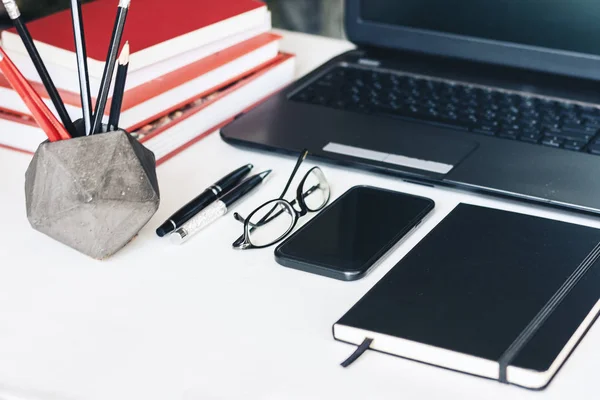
[503,123,522,132]
[458,114,478,124]
[585,120,600,129]
[564,140,587,151]
[541,123,561,133]
[521,119,540,128]
[541,115,561,125]
[498,129,519,139]
[544,130,592,142]
[499,115,519,124]
[473,125,498,135]
[521,127,540,136]
[588,144,600,155]
[541,136,564,148]
[562,118,583,126]
[440,111,459,121]
[582,125,600,134]
[561,125,596,137]
[581,113,600,122]
[520,132,542,143]
[521,110,539,119]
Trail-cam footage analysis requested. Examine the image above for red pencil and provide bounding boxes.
[0,47,71,141]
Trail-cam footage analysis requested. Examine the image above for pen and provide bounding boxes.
[2,0,78,137]
[171,170,272,245]
[156,163,254,237]
[91,0,131,134]
[70,0,93,135]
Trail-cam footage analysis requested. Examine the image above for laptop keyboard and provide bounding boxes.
[290,66,600,155]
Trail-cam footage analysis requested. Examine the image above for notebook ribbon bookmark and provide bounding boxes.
[340,337,373,368]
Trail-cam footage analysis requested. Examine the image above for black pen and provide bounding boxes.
[156,163,253,237]
[171,170,272,244]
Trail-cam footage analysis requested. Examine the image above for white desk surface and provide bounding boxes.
[1,29,599,400]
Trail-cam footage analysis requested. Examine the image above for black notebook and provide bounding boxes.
[333,204,600,389]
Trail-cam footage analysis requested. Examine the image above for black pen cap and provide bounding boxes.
[220,170,271,207]
[215,163,253,195]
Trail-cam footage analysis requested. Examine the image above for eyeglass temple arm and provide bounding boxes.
[277,149,308,200]
[234,205,289,228]
[234,212,260,228]
[234,184,319,226]
[236,149,307,227]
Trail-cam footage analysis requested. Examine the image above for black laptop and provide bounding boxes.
[221,0,600,214]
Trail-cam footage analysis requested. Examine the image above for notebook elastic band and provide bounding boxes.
[497,240,600,383]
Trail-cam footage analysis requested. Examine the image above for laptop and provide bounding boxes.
[221,0,600,214]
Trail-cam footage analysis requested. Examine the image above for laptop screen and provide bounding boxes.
[361,0,600,57]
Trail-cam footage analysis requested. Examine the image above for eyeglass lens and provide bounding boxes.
[300,168,330,212]
[247,200,295,247]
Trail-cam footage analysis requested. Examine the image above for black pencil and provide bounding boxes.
[108,42,129,131]
[90,0,131,135]
[2,0,79,137]
[69,0,93,135]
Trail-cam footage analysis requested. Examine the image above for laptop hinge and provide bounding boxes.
[358,58,381,67]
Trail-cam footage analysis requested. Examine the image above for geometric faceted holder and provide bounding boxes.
[24,130,160,259]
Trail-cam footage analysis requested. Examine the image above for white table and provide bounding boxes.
[1,30,599,400]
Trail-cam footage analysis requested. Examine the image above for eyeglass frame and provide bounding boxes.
[232,150,330,250]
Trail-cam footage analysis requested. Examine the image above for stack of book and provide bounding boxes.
[0,0,295,164]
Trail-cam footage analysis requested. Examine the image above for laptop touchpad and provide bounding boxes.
[322,120,478,176]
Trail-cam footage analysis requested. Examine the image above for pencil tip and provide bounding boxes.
[118,42,130,65]
[2,0,21,19]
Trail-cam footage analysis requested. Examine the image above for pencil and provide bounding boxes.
[69,0,93,136]
[0,48,70,142]
[90,0,131,135]
[108,42,129,131]
[1,0,79,138]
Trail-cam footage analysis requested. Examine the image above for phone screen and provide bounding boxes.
[275,186,434,280]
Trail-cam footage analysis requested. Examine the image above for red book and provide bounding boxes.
[0,53,296,165]
[0,33,282,132]
[1,0,268,78]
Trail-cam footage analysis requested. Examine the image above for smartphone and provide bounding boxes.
[274,185,434,281]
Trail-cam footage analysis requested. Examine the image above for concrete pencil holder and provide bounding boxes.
[24,128,160,259]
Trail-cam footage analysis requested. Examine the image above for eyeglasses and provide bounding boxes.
[232,149,331,250]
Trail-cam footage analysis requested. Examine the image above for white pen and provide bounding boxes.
[171,170,271,244]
